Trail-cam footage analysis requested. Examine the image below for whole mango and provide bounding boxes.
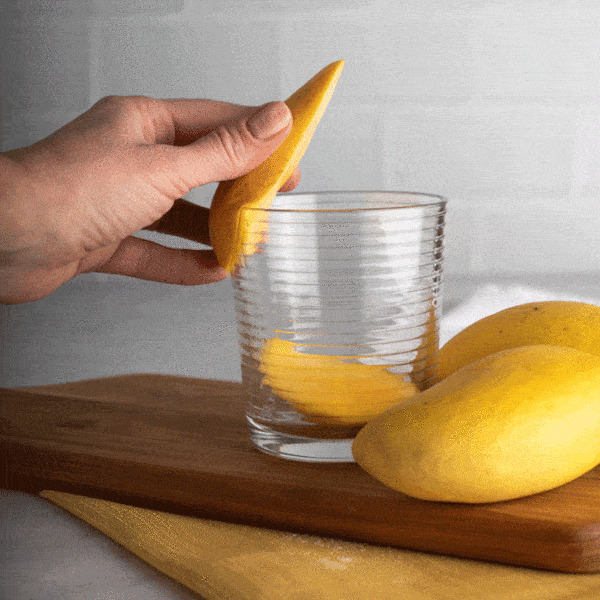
[352,345,600,503]
[433,301,600,385]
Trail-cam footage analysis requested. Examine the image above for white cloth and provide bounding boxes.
[440,283,600,346]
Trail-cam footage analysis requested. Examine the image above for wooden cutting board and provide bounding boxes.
[2,374,599,574]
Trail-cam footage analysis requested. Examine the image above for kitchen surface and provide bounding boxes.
[2,1,600,598]
[3,273,600,599]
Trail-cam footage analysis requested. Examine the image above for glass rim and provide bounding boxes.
[243,190,447,213]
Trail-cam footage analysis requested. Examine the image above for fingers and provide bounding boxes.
[156,99,255,146]
[67,96,253,147]
[93,236,228,285]
[143,198,212,245]
[134,98,300,190]
[279,166,301,192]
[144,167,301,244]
[166,101,293,189]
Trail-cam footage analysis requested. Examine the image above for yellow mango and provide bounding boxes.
[352,345,600,503]
[260,338,418,425]
[433,300,600,385]
[209,60,344,273]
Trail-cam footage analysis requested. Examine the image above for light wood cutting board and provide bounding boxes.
[2,373,599,574]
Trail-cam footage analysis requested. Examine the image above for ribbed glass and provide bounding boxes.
[232,191,446,462]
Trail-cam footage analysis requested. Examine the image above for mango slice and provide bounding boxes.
[209,60,345,272]
[260,337,418,425]
[433,300,600,384]
[352,345,600,503]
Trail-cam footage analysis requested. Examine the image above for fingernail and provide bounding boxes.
[247,101,292,140]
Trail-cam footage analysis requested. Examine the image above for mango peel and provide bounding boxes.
[209,60,344,273]
[259,337,418,425]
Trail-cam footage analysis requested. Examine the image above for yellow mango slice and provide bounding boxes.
[352,345,600,503]
[260,337,418,425]
[209,60,345,272]
[433,300,600,385]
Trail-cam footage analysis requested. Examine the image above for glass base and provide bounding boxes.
[247,416,355,462]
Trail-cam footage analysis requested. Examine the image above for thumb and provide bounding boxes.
[178,101,292,188]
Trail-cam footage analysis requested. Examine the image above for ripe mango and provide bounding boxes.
[433,301,600,385]
[352,345,600,503]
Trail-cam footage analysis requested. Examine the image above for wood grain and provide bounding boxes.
[2,374,600,574]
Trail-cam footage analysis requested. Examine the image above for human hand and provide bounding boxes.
[0,96,300,303]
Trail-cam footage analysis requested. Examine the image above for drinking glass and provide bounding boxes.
[232,191,446,462]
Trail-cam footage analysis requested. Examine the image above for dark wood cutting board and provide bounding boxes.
[2,374,599,574]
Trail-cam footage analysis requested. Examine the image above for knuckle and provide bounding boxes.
[211,124,251,171]
[92,95,163,142]
[96,94,125,105]
[95,95,132,113]
[93,95,152,120]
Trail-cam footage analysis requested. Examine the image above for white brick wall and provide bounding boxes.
[2,0,599,278]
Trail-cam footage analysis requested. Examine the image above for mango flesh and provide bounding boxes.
[209,60,344,273]
[352,345,600,503]
[433,300,600,385]
[260,338,419,425]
